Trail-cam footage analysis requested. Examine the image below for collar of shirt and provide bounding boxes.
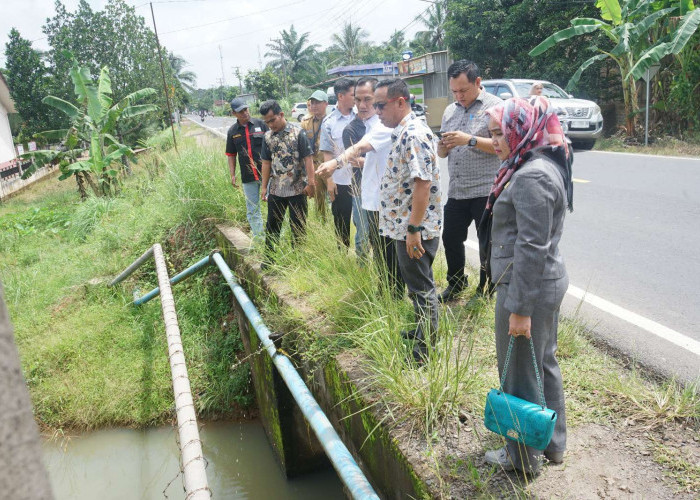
[455,88,489,111]
[363,114,379,128]
[391,111,418,141]
[231,119,252,133]
[271,122,295,136]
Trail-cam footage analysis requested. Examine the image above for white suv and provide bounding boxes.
[482,79,603,149]
[291,102,308,122]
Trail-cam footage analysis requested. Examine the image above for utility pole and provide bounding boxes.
[257,45,263,69]
[215,78,225,107]
[232,66,243,94]
[150,2,178,154]
[218,45,226,86]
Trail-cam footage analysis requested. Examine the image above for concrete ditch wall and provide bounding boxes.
[215,225,429,499]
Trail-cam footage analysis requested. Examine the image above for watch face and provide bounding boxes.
[469,136,478,147]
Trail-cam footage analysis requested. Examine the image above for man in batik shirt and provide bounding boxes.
[259,100,315,268]
[374,79,442,364]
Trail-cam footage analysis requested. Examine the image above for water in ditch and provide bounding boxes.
[43,420,346,499]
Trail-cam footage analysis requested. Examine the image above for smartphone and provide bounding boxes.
[435,131,444,140]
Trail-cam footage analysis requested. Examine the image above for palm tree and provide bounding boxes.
[414,0,447,52]
[381,30,408,62]
[330,22,370,65]
[265,25,319,96]
[168,53,197,93]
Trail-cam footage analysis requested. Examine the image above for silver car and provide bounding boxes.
[482,78,603,149]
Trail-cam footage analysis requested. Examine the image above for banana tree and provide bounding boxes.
[529,0,700,135]
[22,60,158,197]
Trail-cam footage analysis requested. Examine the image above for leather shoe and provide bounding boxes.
[485,447,539,474]
[439,280,466,303]
[400,329,418,340]
[544,450,564,464]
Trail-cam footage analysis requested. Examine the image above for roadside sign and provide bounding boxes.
[28,141,37,152]
[642,64,661,82]
[16,144,24,155]
[383,61,393,74]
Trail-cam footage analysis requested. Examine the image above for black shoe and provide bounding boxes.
[411,346,428,366]
[476,282,495,297]
[439,280,466,303]
[400,329,418,340]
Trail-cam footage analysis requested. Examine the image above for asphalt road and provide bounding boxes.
[188,115,700,384]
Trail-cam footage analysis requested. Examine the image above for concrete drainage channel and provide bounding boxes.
[110,243,379,500]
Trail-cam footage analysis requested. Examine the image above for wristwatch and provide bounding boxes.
[467,135,478,148]
[407,224,425,234]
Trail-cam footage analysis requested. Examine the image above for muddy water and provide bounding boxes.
[43,420,345,499]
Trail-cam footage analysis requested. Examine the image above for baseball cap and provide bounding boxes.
[308,90,328,102]
[230,97,248,112]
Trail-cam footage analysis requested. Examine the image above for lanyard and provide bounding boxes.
[243,124,259,181]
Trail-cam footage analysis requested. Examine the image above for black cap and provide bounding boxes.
[230,97,248,112]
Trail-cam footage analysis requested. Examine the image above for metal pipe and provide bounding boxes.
[134,255,211,306]
[153,244,211,500]
[211,252,378,500]
[109,247,154,286]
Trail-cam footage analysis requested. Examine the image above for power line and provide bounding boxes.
[159,0,308,35]
[170,8,335,52]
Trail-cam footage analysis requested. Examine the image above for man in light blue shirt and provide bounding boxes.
[319,77,355,250]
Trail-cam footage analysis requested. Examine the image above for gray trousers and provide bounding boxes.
[395,237,439,354]
[495,276,568,472]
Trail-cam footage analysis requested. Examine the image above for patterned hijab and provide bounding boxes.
[484,96,573,212]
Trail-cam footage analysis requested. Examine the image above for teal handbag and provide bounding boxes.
[483,336,557,451]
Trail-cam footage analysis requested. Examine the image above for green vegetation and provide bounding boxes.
[3,0,192,141]
[530,0,700,135]
[595,132,700,156]
[22,61,158,198]
[0,129,253,430]
[258,226,700,439]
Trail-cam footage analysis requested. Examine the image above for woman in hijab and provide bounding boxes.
[481,96,573,474]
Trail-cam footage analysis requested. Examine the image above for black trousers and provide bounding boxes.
[265,194,308,262]
[442,196,489,288]
[366,210,405,298]
[331,184,353,248]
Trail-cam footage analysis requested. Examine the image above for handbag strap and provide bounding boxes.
[499,336,547,409]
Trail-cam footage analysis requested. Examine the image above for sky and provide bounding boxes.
[1,0,433,89]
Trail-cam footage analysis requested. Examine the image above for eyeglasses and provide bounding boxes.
[373,97,402,111]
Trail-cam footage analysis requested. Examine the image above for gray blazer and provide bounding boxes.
[490,155,568,316]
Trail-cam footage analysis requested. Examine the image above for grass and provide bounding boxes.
[4,121,698,492]
[1,127,254,430]
[259,218,700,435]
[248,195,699,494]
[594,132,700,157]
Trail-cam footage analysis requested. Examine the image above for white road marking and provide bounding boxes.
[586,150,700,162]
[464,240,700,356]
[572,178,590,183]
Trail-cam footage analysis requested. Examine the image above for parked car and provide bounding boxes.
[291,102,308,122]
[481,79,603,149]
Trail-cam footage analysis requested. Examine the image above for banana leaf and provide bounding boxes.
[42,96,80,121]
[597,0,623,24]
[530,24,603,56]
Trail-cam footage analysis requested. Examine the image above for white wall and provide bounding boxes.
[0,102,16,164]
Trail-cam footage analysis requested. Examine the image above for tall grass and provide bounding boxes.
[0,132,254,430]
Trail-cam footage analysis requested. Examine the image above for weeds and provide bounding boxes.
[1,129,254,430]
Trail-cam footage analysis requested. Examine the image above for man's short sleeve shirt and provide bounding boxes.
[261,123,313,197]
[300,115,325,168]
[441,89,502,199]
[225,118,268,183]
[361,114,393,212]
[379,112,443,241]
[319,108,355,185]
